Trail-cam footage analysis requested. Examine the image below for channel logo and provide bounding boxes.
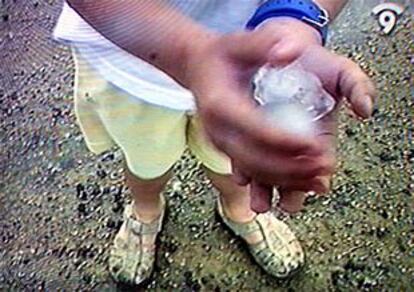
[372,3,405,34]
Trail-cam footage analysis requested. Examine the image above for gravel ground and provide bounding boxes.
[1,0,413,291]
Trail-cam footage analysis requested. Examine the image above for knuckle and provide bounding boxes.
[365,80,378,99]
[340,56,356,69]
[319,158,336,174]
[200,103,217,120]
[308,159,334,177]
[212,136,228,152]
[319,176,331,191]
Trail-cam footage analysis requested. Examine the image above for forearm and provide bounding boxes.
[315,0,348,19]
[66,0,213,86]
[66,0,348,86]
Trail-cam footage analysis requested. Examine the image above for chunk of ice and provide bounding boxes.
[262,103,315,136]
[254,63,336,136]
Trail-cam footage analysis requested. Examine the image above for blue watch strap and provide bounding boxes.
[246,0,329,45]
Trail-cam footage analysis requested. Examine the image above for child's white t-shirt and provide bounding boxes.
[54,1,261,111]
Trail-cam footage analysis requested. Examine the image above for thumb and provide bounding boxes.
[267,39,306,66]
[231,163,251,186]
[225,26,285,65]
[298,46,377,119]
[250,182,273,213]
[337,59,377,119]
[278,191,307,214]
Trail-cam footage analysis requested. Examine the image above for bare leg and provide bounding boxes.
[204,168,264,245]
[125,166,172,223]
[204,168,305,279]
[109,166,172,284]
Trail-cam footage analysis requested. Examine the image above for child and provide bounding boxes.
[54,0,376,285]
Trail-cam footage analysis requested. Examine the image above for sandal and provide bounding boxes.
[109,196,166,285]
[217,199,305,278]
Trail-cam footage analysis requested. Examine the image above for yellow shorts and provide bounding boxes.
[73,51,231,179]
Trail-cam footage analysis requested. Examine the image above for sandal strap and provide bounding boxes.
[217,199,282,248]
[123,196,166,236]
[217,198,304,279]
[217,198,261,237]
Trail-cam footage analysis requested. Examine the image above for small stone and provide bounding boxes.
[78,203,87,215]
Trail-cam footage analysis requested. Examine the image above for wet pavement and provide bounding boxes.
[1,0,413,290]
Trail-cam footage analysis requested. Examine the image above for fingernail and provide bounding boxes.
[361,96,373,118]
[278,191,306,214]
[310,180,327,194]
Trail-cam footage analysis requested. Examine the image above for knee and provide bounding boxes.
[125,167,172,194]
[203,167,247,195]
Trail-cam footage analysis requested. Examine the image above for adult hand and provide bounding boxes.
[185,18,376,210]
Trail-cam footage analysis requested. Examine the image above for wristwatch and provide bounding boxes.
[246,0,330,45]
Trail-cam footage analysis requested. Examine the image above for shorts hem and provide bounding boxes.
[125,160,178,181]
[191,149,231,176]
[85,141,115,155]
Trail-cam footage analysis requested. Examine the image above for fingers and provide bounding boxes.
[278,173,331,213]
[250,181,273,213]
[298,46,377,119]
[315,108,338,155]
[280,176,330,193]
[317,176,331,196]
[206,105,336,185]
[203,97,323,157]
[224,24,285,65]
[232,149,333,184]
[197,61,332,188]
[231,163,251,186]
[250,175,332,215]
[278,191,307,214]
[221,133,335,182]
[267,37,309,66]
[337,58,377,119]
[201,80,335,185]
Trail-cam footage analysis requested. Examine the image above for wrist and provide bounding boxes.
[260,17,323,45]
[179,30,219,88]
[246,0,330,45]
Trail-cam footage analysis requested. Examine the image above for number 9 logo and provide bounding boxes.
[372,3,405,34]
